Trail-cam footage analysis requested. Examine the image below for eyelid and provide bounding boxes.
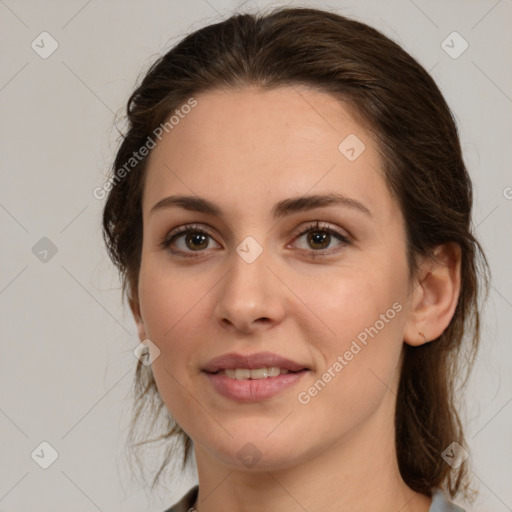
[290,220,351,241]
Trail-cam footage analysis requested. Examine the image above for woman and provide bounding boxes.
[102,6,488,512]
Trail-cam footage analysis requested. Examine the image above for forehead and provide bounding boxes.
[152,85,365,160]
[142,85,398,226]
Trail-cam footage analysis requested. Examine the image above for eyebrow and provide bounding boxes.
[149,192,372,219]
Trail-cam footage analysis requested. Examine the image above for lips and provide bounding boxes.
[202,351,309,373]
[202,351,310,402]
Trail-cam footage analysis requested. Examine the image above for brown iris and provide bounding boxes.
[307,230,330,250]
[186,232,209,251]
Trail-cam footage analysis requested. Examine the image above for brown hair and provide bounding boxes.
[102,6,488,500]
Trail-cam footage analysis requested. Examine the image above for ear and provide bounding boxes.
[403,242,461,346]
[129,290,148,342]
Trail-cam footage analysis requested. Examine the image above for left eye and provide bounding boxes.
[291,222,351,253]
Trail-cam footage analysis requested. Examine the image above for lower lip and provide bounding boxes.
[203,371,308,402]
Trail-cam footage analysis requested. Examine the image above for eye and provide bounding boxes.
[159,224,221,257]
[160,221,351,258]
[290,221,351,256]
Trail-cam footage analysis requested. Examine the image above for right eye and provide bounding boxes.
[160,224,222,257]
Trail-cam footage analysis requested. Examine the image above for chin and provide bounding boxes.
[197,427,313,471]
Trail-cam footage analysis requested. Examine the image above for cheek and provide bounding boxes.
[293,275,406,439]
[137,261,207,408]
[138,256,212,340]
[299,259,408,401]
[304,261,408,345]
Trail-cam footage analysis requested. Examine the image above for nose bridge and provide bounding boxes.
[214,237,285,331]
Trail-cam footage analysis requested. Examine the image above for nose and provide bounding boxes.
[213,247,286,334]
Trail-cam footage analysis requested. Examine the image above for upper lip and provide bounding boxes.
[202,351,309,373]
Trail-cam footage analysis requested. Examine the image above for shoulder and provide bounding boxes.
[162,485,199,512]
[429,489,466,512]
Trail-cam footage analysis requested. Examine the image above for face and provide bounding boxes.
[135,85,414,471]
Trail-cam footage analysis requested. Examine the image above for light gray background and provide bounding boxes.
[1,1,511,511]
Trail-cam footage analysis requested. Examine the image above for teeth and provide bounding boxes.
[235,369,251,380]
[222,367,290,380]
[270,367,285,377]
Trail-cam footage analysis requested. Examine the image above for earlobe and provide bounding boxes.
[404,243,461,347]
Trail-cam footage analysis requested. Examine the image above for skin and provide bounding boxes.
[131,85,461,512]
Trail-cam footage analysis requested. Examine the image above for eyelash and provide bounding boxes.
[159,221,352,259]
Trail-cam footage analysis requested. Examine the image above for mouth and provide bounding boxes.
[202,352,310,402]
